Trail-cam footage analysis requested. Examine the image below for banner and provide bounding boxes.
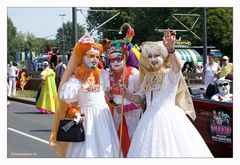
[21,52,25,61]
[16,52,20,61]
[32,52,36,58]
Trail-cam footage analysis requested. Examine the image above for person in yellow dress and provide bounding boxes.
[36,61,58,114]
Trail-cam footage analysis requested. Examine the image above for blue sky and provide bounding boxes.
[7,7,88,39]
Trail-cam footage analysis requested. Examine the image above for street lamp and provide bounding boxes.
[59,14,66,63]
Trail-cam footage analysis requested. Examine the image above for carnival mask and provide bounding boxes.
[84,48,100,69]
[110,53,123,71]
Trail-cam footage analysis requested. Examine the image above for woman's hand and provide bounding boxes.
[120,84,130,96]
[73,112,85,123]
[163,28,176,50]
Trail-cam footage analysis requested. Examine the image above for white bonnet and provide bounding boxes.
[141,41,168,59]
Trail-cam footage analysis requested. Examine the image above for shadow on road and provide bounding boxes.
[29,129,52,132]
[14,111,45,114]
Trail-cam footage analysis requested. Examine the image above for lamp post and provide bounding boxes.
[59,14,66,63]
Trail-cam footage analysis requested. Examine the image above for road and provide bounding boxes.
[7,101,57,158]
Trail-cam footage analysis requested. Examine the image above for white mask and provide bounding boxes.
[110,53,123,71]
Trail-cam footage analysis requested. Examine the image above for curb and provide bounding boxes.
[8,97,36,105]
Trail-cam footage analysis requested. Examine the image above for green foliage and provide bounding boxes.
[16,90,37,98]
[7,17,17,62]
[7,17,54,62]
[207,8,233,57]
[56,21,85,53]
[87,7,232,59]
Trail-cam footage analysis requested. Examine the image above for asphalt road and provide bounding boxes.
[7,101,57,158]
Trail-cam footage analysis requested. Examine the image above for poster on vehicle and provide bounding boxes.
[209,107,232,144]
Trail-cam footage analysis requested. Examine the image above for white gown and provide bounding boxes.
[127,69,213,158]
[59,70,120,157]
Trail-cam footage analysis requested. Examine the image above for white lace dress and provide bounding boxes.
[59,70,120,157]
[127,69,213,158]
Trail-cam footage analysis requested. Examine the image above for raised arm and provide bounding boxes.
[163,29,182,73]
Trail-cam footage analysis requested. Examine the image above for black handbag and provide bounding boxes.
[56,111,85,142]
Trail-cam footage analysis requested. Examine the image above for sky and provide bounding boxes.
[7,7,88,39]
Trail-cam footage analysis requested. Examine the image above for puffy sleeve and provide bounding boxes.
[128,68,140,93]
[59,75,81,103]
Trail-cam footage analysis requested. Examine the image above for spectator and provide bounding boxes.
[55,56,66,89]
[218,56,233,80]
[194,63,203,79]
[211,77,233,103]
[100,38,112,69]
[7,61,19,97]
[202,54,221,86]
[50,49,59,71]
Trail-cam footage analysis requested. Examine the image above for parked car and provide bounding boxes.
[190,89,233,157]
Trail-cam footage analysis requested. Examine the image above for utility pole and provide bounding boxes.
[59,14,66,63]
[202,8,207,68]
[72,7,77,47]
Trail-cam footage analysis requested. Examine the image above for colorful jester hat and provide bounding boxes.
[109,25,140,69]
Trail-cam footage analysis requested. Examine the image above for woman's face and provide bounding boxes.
[83,49,100,69]
[109,53,123,71]
[147,53,164,68]
[208,55,214,63]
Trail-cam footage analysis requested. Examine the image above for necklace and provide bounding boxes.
[80,75,100,92]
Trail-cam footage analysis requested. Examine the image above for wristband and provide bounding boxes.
[167,48,175,54]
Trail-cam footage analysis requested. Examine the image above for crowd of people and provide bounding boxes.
[7,25,233,158]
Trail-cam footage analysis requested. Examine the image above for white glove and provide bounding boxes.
[73,112,84,123]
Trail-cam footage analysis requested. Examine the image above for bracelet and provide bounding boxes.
[167,48,175,54]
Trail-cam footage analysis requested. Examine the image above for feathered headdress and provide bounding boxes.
[108,23,140,69]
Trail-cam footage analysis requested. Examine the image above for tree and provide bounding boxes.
[86,7,232,59]
[206,8,233,58]
[56,21,85,54]
[7,17,17,61]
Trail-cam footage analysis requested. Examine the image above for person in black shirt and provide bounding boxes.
[50,48,59,71]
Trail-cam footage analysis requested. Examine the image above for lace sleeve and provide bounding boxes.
[167,69,181,84]
[59,76,81,103]
[128,68,140,93]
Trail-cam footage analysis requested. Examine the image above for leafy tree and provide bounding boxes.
[56,21,85,54]
[7,17,17,61]
[206,8,232,58]
[87,7,232,59]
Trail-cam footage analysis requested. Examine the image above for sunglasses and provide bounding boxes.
[218,83,229,87]
[87,53,100,60]
[109,56,123,63]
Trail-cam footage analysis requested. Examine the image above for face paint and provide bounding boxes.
[110,53,123,71]
[83,53,99,69]
[147,54,164,68]
[218,82,230,96]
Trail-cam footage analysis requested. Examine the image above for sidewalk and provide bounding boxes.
[7,96,35,105]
